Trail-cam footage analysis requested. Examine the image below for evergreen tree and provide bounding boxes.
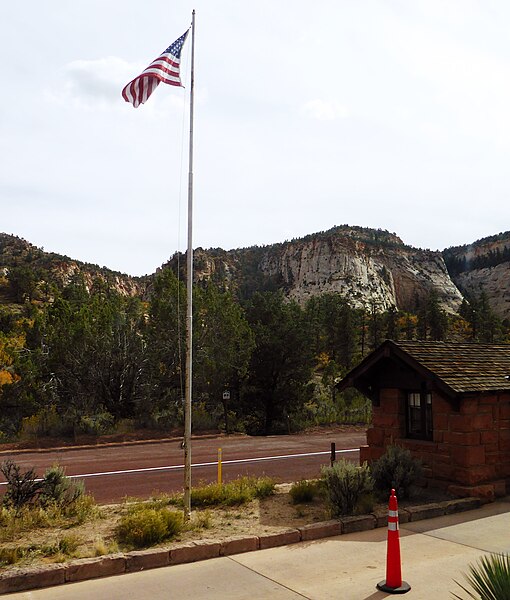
[193,285,254,433]
[384,306,399,341]
[142,269,186,427]
[417,290,448,340]
[242,292,314,434]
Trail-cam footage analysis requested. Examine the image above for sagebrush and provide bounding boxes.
[321,460,374,516]
[289,479,319,504]
[371,445,422,500]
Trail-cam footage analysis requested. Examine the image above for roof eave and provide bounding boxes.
[337,339,459,399]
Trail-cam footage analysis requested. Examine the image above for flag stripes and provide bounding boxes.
[122,30,189,108]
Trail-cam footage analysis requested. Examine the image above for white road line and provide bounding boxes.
[0,447,359,485]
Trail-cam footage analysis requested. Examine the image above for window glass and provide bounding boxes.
[406,391,432,440]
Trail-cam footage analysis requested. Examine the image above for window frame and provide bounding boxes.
[405,389,432,441]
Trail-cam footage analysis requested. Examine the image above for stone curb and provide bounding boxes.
[0,497,482,595]
[0,433,228,456]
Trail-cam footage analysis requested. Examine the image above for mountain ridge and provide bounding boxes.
[1,226,509,318]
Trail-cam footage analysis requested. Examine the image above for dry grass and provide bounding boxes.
[0,483,331,572]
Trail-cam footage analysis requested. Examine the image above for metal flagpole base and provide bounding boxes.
[377,581,411,594]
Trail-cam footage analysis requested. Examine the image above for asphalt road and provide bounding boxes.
[0,429,365,503]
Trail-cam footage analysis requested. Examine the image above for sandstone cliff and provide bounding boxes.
[173,226,464,314]
[443,231,510,319]
[0,233,145,301]
[3,226,509,319]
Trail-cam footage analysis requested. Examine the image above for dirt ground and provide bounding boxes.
[0,479,453,577]
[0,483,333,572]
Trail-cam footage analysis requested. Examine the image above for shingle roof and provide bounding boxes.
[337,340,510,397]
[391,341,510,393]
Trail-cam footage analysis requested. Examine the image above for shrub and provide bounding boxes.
[252,477,276,500]
[371,446,423,500]
[321,460,374,516]
[56,534,81,557]
[1,460,43,510]
[189,510,213,531]
[0,546,22,566]
[289,480,318,504]
[452,553,510,599]
[79,411,114,436]
[93,538,119,557]
[1,460,86,513]
[40,465,84,507]
[116,507,183,549]
[61,493,99,523]
[19,405,62,439]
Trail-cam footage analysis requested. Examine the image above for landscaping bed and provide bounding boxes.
[0,477,481,595]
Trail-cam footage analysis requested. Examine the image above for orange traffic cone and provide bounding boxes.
[377,488,411,594]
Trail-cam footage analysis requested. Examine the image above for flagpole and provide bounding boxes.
[183,9,195,520]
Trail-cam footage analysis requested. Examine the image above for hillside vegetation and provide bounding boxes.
[0,228,508,443]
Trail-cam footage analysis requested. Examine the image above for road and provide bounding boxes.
[0,429,364,503]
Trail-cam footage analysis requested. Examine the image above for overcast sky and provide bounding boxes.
[2,1,509,276]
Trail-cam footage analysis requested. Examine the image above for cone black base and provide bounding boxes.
[377,580,411,594]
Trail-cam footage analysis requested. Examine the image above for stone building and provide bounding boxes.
[337,340,510,501]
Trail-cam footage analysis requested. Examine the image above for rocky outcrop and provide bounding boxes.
[0,233,146,301]
[454,264,510,318]
[444,232,510,319]
[182,227,464,314]
[49,261,145,298]
[4,226,510,318]
[257,231,463,313]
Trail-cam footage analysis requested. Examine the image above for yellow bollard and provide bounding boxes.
[218,448,222,485]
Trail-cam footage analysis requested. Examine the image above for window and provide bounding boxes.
[406,391,432,440]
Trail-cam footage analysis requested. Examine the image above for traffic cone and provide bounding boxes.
[377,488,411,594]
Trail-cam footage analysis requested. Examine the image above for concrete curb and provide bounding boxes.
[0,497,482,595]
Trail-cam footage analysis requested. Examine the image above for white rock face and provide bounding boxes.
[446,233,510,319]
[455,263,510,318]
[258,235,464,313]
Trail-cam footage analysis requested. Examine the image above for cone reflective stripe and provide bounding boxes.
[377,489,411,594]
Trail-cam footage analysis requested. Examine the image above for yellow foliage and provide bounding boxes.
[0,332,25,387]
[0,370,14,386]
[449,316,472,339]
[397,314,418,328]
[315,352,331,369]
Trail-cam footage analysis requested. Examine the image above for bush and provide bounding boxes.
[40,465,84,507]
[1,460,43,510]
[79,411,114,436]
[452,553,510,600]
[321,460,374,516]
[371,446,422,500]
[19,405,62,439]
[252,477,276,500]
[61,493,99,523]
[0,546,22,566]
[116,507,183,549]
[289,480,318,504]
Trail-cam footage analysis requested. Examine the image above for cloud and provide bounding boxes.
[300,99,350,121]
[43,56,184,112]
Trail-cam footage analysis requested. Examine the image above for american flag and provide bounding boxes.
[122,30,189,108]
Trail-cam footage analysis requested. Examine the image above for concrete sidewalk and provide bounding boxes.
[7,498,510,600]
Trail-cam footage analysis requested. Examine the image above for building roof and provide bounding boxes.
[338,340,510,397]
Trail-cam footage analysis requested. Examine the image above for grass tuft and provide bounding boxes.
[289,480,318,504]
[190,476,275,508]
[116,506,184,549]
